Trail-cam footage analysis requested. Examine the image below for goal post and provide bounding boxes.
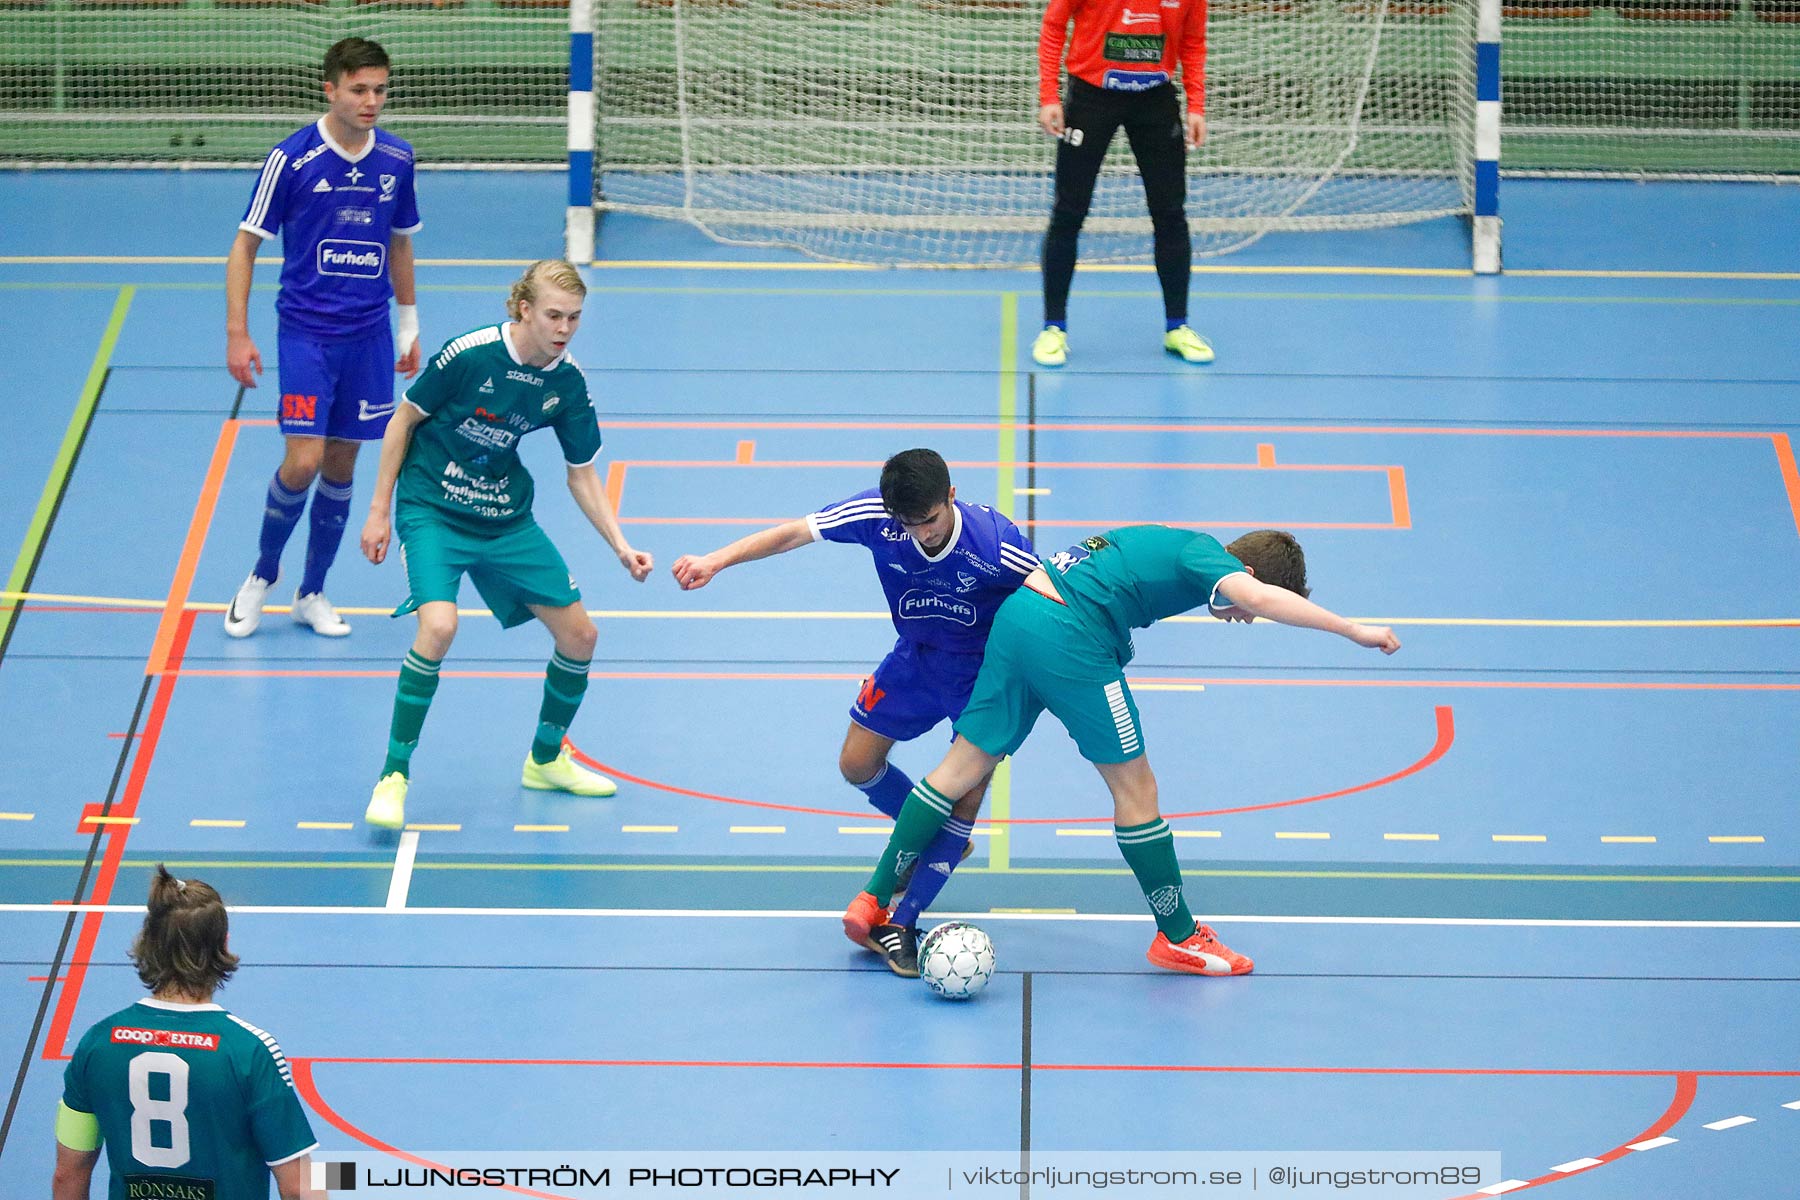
[571,0,1503,270]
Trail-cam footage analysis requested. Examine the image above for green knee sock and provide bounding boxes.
[530,651,591,765]
[864,780,956,905]
[1115,818,1196,940]
[382,651,442,778]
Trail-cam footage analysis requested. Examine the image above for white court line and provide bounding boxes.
[1703,1115,1756,1130]
[1,903,1798,929]
[1551,1157,1602,1172]
[1627,1136,1678,1151]
[384,831,420,911]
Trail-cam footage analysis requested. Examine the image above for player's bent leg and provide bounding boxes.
[891,770,986,925]
[520,601,613,797]
[839,723,906,818]
[1095,756,1253,976]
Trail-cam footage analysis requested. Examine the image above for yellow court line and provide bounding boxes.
[7,591,1796,630]
[297,822,353,831]
[405,823,461,833]
[1174,830,1222,838]
[1276,831,1331,840]
[970,827,1005,838]
[515,824,570,833]
[0,813,35,821]
[990,908,1079,914]
[730,826,787,834]
[1493,834,1548,843]
[1602,835,1658,844]
[1055,829,1111,837]
[189,819,245,829]
[1384,832,1441,841]
[1015,487,1052,496]
[1709,836,1766,844]
[838,826,890,834]
[82,816,139,827]
[622,825,679,833]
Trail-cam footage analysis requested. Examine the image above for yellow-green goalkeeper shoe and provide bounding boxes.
[364,772,408,831]
[1031,326,1069,367]
[1163,325,1215,364]
[522,746,618,797]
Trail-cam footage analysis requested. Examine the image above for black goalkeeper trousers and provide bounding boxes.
[1041,77,1191,325]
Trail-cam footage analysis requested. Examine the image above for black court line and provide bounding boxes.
[0,674,153,1165]
[0,367,109,675]
[1019,971,1033,1200]
[227,383,246,422]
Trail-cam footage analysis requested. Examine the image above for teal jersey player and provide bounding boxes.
[61,1000,316,1200]
[395,321,601,530]
[359,261,654,832]
[843,526,1401,978]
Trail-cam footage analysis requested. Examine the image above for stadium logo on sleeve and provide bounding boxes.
[312,1162,357,1191]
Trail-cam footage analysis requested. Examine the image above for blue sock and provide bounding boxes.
[299,475,353,596]
[892,817,974,928]
[853,762,915,820]
[1044,319,1067,332]
[253,472,309,584]
[1166,316,1187,332]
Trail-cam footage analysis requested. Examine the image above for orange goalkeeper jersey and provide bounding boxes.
[1038,0,1209,113]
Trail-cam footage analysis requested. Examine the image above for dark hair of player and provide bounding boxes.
[1225,529,1310,598]
[130,865,240,997]
[879,449,953,524]
[323,37,391,84]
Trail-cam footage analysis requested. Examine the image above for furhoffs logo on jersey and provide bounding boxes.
[110,1027,220,1051]
[317,239,385,278]
[1148,885,1184,916]
[898,589,977,626]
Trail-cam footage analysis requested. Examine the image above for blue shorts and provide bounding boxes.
[276,325,396,441]
[850,638,985,742]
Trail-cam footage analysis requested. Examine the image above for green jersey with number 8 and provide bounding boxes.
[61,999,317,1200]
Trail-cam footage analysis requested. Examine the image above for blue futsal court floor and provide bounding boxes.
[2,173,1799,1197]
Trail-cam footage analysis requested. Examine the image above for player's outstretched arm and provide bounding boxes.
[568,463,653,581]
[225,229,264,389]
[360,402,426,565]
[51,1141,100,1200]
[671,519,813,591]
[1213,574,1400,654]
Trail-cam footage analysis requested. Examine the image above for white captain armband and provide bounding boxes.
[395,304,420,358]
[56,1101,101,1152]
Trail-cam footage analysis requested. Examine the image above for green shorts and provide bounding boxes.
[394,509,581,630]
[952,588,1146,764]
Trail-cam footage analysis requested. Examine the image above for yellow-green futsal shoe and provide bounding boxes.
[522,746,618,797]
[1163,325,1215,364]
[365,772,408,830]
[1031,326,1069,367]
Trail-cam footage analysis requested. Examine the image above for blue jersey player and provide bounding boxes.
[672,449,1038,974]
[224,37,423,641]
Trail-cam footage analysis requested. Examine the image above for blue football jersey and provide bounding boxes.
[808,490,1039,654]
[239,119,422,340]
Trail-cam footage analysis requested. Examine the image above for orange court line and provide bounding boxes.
[600,418,1778,440]
[148,421,239,676]
[1257,443,1276,466]
[603,461,625,512]
[735,439,756,464]
[1775,433,1800,544]
[1388,466,1411,529]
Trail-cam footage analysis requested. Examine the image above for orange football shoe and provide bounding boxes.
[842,890,890,952]
[1147,923,1254,976]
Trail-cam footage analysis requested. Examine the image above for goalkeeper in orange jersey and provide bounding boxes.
[1031,0,1214,368]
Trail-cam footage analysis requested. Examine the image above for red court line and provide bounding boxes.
[299,1056,1014,1069]
[568,705,1452,824]
[43,416,233,1059]
[293,1060,571,1200]
[171,667,1800,690]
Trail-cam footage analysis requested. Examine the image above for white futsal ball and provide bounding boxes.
[918,921,995,1000]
